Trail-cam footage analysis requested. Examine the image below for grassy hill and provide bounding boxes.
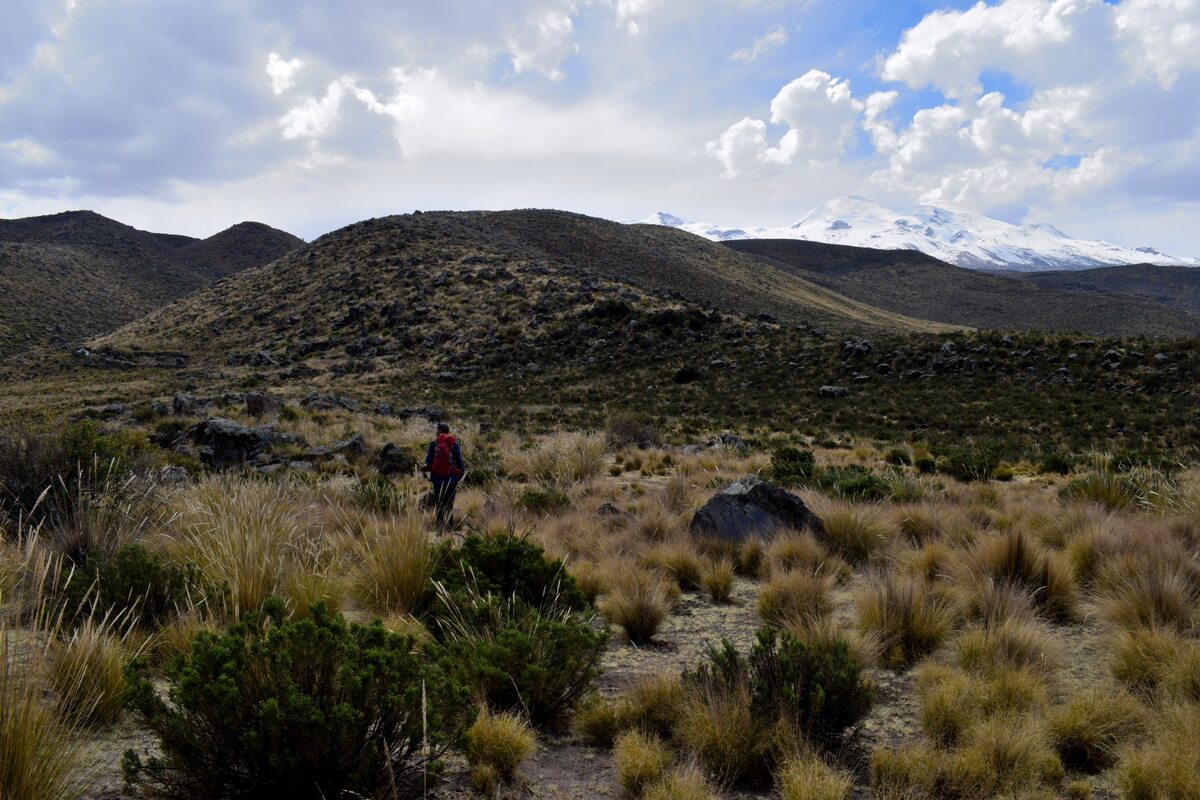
[0,210,302,357]
[0,210,1165,460]
[1012,263,1200,318]
[725,239,1200,337]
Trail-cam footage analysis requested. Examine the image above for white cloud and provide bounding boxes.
[508,8,578,80]
[280,76,356,139]
[707,70,862,177]
[265,52,303,95]
[1114,0,1200,88]
[729,24,787,62]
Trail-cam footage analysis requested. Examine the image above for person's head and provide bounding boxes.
[437,422,450,434]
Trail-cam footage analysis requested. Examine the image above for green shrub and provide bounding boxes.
[884,447,912,467]
[63,543,202,629]
[683,627,872,752]
[124,600,472,799]
[437,582,606,728]
[516,487,571,515]
[939,446,998,483]
[432,532,588,614]
[769,447,818,486]
[350,475,404,514]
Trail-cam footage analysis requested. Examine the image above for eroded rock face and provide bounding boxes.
[188,418,281,470]
[689,475,823,544]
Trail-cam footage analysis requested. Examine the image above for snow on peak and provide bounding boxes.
[631,197,1199,271]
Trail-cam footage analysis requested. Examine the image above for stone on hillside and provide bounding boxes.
[818,385,849,399]
[245,391,280,418]
[173,393,198,416]
[189,417,281,470]
[333,433,367,461]
[689,475,823,544]
[377,443,417,476]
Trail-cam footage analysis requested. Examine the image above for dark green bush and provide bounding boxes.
[432,532,589,614]
[351,475,404,514]
[884,446,912,467]
[64,543,203,628]
[124,600,472,799]
[768,447,818,486]
[1038,450,1074,476]
[515,488,571,515]
[685,627,873,752]
[939,446,998,482]
[769,448,888,500]
[438,587,606,729]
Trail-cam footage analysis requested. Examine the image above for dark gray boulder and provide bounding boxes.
[689,475,824,544]
[818,385,849,399]
[188,418,281,470]
[245,391,280,418]
[377,443,417,476]
[332,433,367,461]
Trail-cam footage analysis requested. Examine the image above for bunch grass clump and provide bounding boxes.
[1117,703,1200,799]
[642,762,717,800]
[818,504,893,564]
[614,730,671,796]
[702,558,734,603]
[47,615,131,729]
[600,566,673,643]
[968,530,1077,622]
[1046,687,1145,772]
[777,755,852,800]
[351,513,434,615]
[757,570,835,627]
[855,571,955,668]
[465,708,536,785]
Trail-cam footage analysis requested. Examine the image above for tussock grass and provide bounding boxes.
[967,530,1077,621]
[621,672,684,739]
[614,730,671,797]
[599,565,673,643]
[777,755,852,800]
[465,708,536,784]
[782,612,880,670]
[635,504,683,543]
[902,540,958,585]
[1093,559,1199,633]
[702,558,734,603]
[944,716,1063,795]
[1117,703,1200,799]
[956,618,1059,675]
[515,433,606,486]
[351,513,433,615]
[870,744,944,799]
[170,477,345,618]
[758,570,835,627]
[1109,626,1199,700]
[642,541,703,590]
[817,504,894,563]
[642,762,717,800]
[672,680,770,786]
[767,532,850,582]
[856,571,955,668]
[575,693,622,746]
[1046,686,1145,772]
[47,615,131,728]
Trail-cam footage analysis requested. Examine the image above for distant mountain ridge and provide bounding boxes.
[634,196,1200,272]
[0,210,303,358]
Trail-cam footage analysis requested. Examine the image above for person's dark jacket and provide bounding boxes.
[425,435,465,478]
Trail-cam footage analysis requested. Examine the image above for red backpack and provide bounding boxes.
[430,434,456,477]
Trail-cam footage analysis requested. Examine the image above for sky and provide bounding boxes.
[1,0,1198,255]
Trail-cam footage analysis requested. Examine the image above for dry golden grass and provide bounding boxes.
[350,513,434,615]
[968,529,1078,622]
[766,532,850,582]
[642,541,704,591]
[599,565,673,643]
[465,708,537,783]
[943,716,1063,795]
[672,679,770,786]
[641,762,717,800]
[46,616,131,729]
[613,730,671,797]
[777,755,852,800]
[956,618,1059,675]
[1117,703,1200,799]
[701,558,734,604]
[758,570,835,627]
[856,571,956,668]
[815,503,895,563]
[620,672,684,739]
[1093,559,1200,633]
[782,612,881,670]
[1046,686,1146,772]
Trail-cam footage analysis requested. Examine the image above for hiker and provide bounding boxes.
[423,422,465,527]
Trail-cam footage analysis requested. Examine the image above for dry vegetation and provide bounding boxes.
[1,406,1199,799]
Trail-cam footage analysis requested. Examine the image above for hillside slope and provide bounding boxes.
[94,209,948,360]
[725,239,1200,337]
[1014,264,1200,318]
[0,211,302,357]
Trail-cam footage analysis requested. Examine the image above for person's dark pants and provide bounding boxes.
[430,475,460,527]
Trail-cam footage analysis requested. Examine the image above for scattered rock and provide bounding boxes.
[173,393,198,416]
[689,475,824,545]
[188,418,281,470]
[245,391,280,418]
[706,432,748,452]
[332,433,367,461]
[377,443,417,476]
[818,385,849,399]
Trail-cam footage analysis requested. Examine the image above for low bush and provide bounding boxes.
[433,532,589,613]
[777,755,852,800]
[438,581,606,728]
[607,413,660,448]
[124,601,473,799]
[516,487,571,515]
[465,708,536,784]
[614,730,671,797]
[939,445,998,483]
[63,543,202,629]
[856,572,955,668]
[599,567,673,643]
[1047,687,1145,772]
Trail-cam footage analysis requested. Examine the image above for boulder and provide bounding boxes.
[818,385,849,399]
[689,475,824,545]
[332,433,367,461]
[245,391,280,418]
[173,392,198,416]
[377,443,417,476]
[188,418,281,470]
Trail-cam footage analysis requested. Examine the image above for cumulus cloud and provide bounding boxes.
[508,8,578,80]
[266,52,303,95]
[730,24,787,62]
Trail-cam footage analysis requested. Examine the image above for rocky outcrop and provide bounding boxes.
[188,417,284,470]
[689,475,823,544]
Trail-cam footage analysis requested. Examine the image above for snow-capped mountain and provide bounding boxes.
[633,196,1200,272]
